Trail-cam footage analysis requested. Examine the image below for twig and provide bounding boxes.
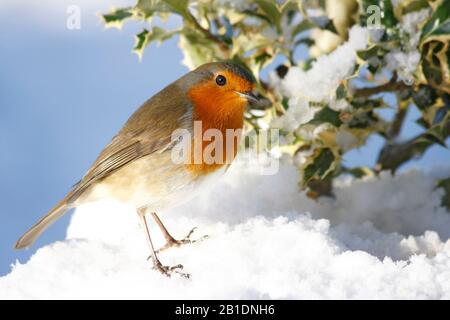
[376,120,450,173]
[187,12,229,52]
[353,75,409,98]
[388,103,408,139]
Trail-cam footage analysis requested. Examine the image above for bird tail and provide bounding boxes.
[14,198,70,249]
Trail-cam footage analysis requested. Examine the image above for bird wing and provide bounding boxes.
[68,83,192,202]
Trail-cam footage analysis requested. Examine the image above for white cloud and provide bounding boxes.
[1,154,450,299]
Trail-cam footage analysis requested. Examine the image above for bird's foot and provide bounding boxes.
[157,227,208,253]
[149,257,190,279]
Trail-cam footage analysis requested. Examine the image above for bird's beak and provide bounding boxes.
[236,90,271,110]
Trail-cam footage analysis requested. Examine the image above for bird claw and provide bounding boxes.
[157,227,209,253]
[151,259,191,279]
[146,227,208,278]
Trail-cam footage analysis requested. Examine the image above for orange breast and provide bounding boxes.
[186,78,250,176]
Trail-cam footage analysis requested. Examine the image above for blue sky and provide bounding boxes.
[0,0,448,276]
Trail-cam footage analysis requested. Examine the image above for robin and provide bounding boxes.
[15,61,267,277]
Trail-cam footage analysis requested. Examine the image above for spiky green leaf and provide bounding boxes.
[302,148,335,187]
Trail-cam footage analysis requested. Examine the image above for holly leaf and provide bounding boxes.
[255,0,281,30]
[421,0,450,41]
[161,0,190,19]
[356,45,382,62]
[401,0,430,15]
[308,107,342,127]
[136,0,171,18]
[415,112,450,147]
[360,0,398,28]
[291,20,315,38]
[133,27,177,59]
[436,177,450,211]
[297,1,338,34]
[412,85,437,111]
[295,38,315,47]
[254,51,272,70]
[302,148,335,187]
[102,8,133,29]
[343,166,374,178]
[420,40,450,94]
[336,84,347,100]
[348,111,379,129]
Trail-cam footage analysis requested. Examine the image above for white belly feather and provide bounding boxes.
[78,152,227,212]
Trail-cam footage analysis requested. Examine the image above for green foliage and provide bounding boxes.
[421,1,450,39]
[308,107,342,127]
[134,27,178,59]
[102,0,450,202]
[360,0,398,28]
[255,0,282,29]
[419,0,450,94]
[302,148,335,187]
[437,177,450,210]
[102,7,133,28]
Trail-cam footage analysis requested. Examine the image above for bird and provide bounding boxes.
[14,61,267,277]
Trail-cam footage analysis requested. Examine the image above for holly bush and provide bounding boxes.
[102,0,450,203]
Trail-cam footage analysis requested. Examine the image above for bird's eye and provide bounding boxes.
[216,75,226,86]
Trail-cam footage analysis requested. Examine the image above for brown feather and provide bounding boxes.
[14,61,255,249]
[68,82,193,203]
[15,81,194,249]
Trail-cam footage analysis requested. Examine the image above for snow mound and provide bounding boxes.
[1,159,450,299]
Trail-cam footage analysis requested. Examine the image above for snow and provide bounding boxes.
[1,156,450,299]
[385,50,421,84]
[271,26,369,133]
[384,8,431,84]
[278,26,369,102]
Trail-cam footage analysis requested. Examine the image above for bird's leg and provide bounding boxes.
[151,212,208,253]
[137,207,189,278]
